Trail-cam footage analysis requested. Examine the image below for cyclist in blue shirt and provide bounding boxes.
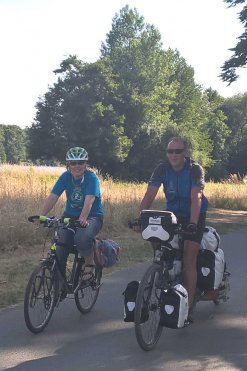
[136,136,208,322]
[39,147,104,278]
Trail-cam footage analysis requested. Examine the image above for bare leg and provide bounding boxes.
[183,240,199,309]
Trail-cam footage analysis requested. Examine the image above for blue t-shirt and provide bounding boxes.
[51,169,104,218]
[148,157,208,218]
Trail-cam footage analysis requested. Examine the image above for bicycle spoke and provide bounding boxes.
[74,266,102,314]
[24,262,59,333]
[135,264,164,351]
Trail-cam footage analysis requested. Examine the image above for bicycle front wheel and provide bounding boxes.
[24,261,59,333]
[74,265,102,313]
[135,263,164,351]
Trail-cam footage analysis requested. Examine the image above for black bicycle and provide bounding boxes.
[24,216,102,334]
[130,210,230,351]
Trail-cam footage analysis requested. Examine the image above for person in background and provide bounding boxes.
[135,136,208,323]
[37,147,104,284]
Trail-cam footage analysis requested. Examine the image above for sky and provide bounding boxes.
[0,0,246,128]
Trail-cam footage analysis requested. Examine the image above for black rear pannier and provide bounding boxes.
[123,281,149,323]
[197,248,225,290]
[140,210,177,242]
[159,284,188,329]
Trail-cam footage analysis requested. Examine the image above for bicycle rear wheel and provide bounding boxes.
[24,261,59,333]
[135,263,164,351]
[74,265,102,313]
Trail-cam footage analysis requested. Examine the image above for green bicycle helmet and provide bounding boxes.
[66,147,88,161]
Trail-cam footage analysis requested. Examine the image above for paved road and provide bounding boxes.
[1,229,247,371]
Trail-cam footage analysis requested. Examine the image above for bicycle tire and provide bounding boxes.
[134,263,164,351]
[74,265,102,314]
[24,261,59,333]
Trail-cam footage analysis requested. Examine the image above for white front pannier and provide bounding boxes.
[140,210,177,242]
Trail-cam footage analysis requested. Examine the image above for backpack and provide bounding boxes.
[123,281,149,323]
[94,239,120,268]
[201,226,221,252]
[159,284,188,329]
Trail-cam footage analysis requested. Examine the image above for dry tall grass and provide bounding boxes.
[1,164,247,308]
[0,164,247,251]
[205,181,247,210]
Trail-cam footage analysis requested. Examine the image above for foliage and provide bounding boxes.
[2,6,247,181]
[0,125,27,163]
[28,6,221,179]
[202,89,231,180]
[220,92,247,175]
[220,0,247,84]
[29,57,133,173]
[0,127,6,163]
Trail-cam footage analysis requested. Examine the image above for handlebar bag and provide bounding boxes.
[140,210,177,242]
[159,284,188,329]
[123,281,149,323]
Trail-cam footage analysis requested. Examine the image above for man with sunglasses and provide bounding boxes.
[38,147,104,291]
[136,136,208,323]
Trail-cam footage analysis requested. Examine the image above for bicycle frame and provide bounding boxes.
[43,232,87,299]
[149,229,184,285]
[29,215,89,296]
[24,215,102,333]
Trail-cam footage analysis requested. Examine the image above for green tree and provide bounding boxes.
[220,0,247,84]
[29,57,132,172]
[220,92,247,175]
[101,6,211,178]
[0,125,27,163]
[164,50,216,170]
[200,89,230,179]
[29,6,217,179]
[0,127,6,163]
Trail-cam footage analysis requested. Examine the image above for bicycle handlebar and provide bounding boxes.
[28,215,84,229]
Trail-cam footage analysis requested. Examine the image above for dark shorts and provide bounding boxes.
[178,213,206,244]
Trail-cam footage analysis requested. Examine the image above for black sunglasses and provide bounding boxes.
[69,161,86,166]
[166,148,185,154]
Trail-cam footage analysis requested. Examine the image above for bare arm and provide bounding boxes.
[140,185,159,212]
[190,187,203,224]
[78,195,96,226]
[41,193,59,216]
[132,185,159,232]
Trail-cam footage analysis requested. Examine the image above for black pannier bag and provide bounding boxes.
[197,248,225,290]
[140,210,177,242]
[123,281,149,323]
[159,284,188,329]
